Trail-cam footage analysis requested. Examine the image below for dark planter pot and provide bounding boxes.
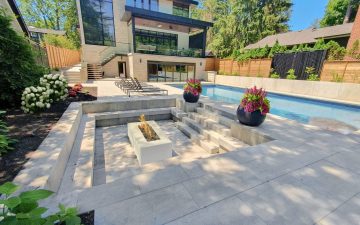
[236,106,266,127]
[183,92,200,103]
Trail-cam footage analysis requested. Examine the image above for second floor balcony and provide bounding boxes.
[122,0,200,21]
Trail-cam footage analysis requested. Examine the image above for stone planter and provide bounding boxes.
[128,120,172,165]
[236,106,266,127]
[183,92,200,103]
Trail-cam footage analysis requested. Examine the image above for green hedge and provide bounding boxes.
[0,8,47,108]
[231,39,347,62]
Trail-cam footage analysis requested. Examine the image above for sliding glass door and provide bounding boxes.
[148,62,195,82]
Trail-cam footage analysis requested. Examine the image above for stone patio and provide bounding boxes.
[13,80,360,225]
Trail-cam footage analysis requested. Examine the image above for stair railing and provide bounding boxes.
[99,42,132,65]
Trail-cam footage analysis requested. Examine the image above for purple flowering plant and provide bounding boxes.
[183,79,202,96]
[240,86,270,115]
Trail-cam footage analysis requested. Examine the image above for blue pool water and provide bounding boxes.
[170,84,360,129]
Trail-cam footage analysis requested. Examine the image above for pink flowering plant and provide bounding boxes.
[240,86,270,115]
[183,79,202,96]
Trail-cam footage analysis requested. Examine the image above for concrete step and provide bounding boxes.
[182,117,204,134]
[171,107,187,121]
[198,139,219,154]
[175,122,201,140]
[203,129,248,152]
[202,103,237,121]
[176,122,218,154]
[73,117,95,189]
[210,123,231,136]
[196,107,235,128]
[95,107,172,127]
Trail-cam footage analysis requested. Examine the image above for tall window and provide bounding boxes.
[135,29,177,52]
[173,2,189,17]
[80,0,115,46]
[126,0,158,11]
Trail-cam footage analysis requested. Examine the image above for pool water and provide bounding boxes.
[170,84,360,129]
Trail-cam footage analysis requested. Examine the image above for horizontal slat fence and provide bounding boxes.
[209,57,360,83]
[216,59,272,77]
[321,61,360,83]
[46,44,81,69]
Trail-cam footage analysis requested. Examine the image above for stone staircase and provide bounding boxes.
[173,101,249,154]
[87,64,103,80]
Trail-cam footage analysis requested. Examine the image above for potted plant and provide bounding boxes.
[183,79,202,103]
[237,86,270,126]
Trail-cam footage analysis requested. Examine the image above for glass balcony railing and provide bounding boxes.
[126,0,159,12]
[135,44,203,57]
[125,0,191,18]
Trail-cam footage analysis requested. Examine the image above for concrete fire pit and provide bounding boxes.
[128,120,172,165]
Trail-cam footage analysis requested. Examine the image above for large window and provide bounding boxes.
[148,62,195,82]
[80,0,115,46]
[135,29,177,53]
[126,0,158,11]
[173,2,189,17]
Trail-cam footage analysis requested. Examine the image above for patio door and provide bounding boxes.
[118,62,127,78]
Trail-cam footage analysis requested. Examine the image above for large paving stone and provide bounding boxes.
[132,165,190,193]
[182,171,262,208]
[165,196,266,225]
[289,160,360,202]
[77,176,141,213]
[325,151,360,175]
[237,175,339,225]
[94,184,199,225]
[317,194,360,225]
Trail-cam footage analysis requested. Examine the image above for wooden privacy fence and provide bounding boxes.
[214,59,272,77]
[321,60,360,83]
[45,44,81,69]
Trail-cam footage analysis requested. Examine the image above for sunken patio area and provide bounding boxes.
[12,93,360,225]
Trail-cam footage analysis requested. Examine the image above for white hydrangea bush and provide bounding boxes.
[21,73,69,113]
[40,74,68,102]
[21,86,51,113]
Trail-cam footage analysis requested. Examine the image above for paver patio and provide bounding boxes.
[15,80,360,225]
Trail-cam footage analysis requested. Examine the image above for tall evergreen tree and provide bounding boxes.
[192,0,292,57]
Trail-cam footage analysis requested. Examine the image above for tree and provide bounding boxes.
[320,0,360,27]
[43,34,77,49]
[0,8,46,107]
[17,0,80,49]
[192,0,292,57]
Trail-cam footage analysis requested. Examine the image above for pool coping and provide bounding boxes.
[164,82,360,107]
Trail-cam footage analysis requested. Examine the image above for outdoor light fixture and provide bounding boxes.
[140,58,142,63]
[157,24,162,28]
[200,62,202,66]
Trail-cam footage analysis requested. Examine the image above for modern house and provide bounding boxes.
[0,0,29,36]
[76,0,213,82]
[245,23,354,50]
[28,26,66,43]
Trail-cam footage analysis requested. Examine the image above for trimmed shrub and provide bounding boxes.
[286,69,297,80]
[270,72,280,79]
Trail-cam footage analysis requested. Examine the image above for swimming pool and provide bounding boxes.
[169,84,360,129]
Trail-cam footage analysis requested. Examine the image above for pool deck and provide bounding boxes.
[20,80,360,225]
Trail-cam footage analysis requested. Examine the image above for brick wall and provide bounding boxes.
[346,6,360,54]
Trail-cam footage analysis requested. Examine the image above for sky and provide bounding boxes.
[289,0,329,31]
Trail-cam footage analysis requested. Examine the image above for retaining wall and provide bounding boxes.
[214,75,360,103]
